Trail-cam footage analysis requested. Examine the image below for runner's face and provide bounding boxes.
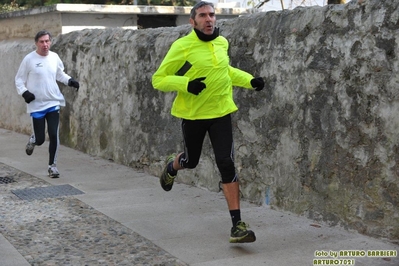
[190,5,216,35]
[35,34,51,56]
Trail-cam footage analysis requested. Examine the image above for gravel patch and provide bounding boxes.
[0,163,187,266]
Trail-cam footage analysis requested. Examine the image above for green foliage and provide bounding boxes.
[0,1,23,13]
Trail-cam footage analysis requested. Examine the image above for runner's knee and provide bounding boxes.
[180,153,199,169]
[216,157,236,183]
[34,136,45,146]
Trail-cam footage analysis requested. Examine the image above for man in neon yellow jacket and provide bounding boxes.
[152,1,264,243]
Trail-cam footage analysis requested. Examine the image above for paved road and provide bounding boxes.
[0,128,397,265]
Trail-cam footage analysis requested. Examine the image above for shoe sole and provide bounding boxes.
[26,135,35,155]
[49,174,60,178]
[26,145,34,156]
[160,170,173,191]
[229,232,256,243]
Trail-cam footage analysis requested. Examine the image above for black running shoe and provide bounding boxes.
[230,221,256,243]
[160,155,176,191]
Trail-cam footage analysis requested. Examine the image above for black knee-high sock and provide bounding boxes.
[230,209,241,227]
[167,162,177,176]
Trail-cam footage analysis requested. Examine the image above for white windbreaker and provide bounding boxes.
[15,51,71,113]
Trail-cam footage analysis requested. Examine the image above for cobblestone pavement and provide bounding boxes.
[0,162,187,266]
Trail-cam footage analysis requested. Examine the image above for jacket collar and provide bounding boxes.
[193,27,220,42]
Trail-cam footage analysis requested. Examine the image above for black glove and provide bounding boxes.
[251,77,265,91]
[22,90,35,103]
[68,78,80,91]
[187,77,206,95]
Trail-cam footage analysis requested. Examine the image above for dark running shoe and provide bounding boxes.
[25,134,35,155]
[160,155,176,191]
[229,221,256,243]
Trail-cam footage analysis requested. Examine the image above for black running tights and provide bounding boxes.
[179,114,237,183]
[31,110,59,166]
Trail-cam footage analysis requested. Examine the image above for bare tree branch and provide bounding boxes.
[254,0,271,9]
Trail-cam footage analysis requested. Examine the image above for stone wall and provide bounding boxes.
[1,0,398,241]
[0,9,62,39]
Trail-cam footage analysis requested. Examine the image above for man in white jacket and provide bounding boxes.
[15,30,80,178]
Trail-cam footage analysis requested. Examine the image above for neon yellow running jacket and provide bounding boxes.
[152,30,254,120]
